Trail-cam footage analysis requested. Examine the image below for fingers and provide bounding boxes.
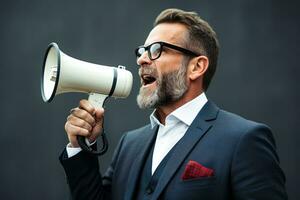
[65,100,105,147]
[67,115,93,132]
[65,122,91,147]
[65,121,91,137]
[79,99,95,115]
[68,108,96,126]
[94,107,105,122]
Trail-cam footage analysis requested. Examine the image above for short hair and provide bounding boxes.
[154,8,219,91]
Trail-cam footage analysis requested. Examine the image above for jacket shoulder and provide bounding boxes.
[214,109,274,144]
[218,109,271,131]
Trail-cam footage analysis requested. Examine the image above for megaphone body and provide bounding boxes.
[41,42,133,155]
[41,42,133,108]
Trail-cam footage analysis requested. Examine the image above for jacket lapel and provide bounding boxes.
[151,100,219,200]
[125,125,158,200]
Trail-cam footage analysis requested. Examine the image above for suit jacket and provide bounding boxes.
[60,101,287,200]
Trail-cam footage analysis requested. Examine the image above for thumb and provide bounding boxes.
[94,108,105,122]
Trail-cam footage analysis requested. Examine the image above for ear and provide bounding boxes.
[188,56,209,81]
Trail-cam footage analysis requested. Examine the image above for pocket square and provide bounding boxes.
[181,160,214,180]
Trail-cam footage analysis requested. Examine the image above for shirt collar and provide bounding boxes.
[150,92,208,128]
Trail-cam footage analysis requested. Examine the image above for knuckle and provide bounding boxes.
[64,122,69,132]
[79,120,87,127]
[79,99,87,106]
[82,128,90,136]
[69,108,77,114]
[68,116,77,124]
[82,121,91,129]
[79,100,94,114]
[65,121,73,130]
[67,115,73,121]
[65,124,77,136]
[80,111,88,119]
[90,118,96,125]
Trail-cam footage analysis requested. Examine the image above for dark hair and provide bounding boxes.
[154,8,219,91]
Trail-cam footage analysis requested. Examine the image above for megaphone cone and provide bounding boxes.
[41,42,133,104]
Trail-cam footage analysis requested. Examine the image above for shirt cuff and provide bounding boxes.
[66,140,96,158]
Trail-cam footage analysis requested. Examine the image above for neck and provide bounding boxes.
[155,89,203,125]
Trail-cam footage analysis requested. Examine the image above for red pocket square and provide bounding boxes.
[181,160,214,180]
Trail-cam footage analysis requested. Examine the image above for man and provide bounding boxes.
[60,8,288,200]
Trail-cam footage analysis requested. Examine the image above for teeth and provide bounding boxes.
[143,75,151,79]
[142,74,156,85]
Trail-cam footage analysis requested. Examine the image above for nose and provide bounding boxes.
[137,51,151,66]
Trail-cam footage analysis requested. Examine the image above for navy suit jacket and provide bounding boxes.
[60,101,287,200]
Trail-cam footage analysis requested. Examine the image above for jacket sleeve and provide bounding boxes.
[231,124,288,199]
[59,133,127,200]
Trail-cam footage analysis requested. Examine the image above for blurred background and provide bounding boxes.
[0,0,299,199]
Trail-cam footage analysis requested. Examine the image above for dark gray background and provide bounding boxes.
[0,0,299,199]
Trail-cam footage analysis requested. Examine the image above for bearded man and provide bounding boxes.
[60,8,287,200]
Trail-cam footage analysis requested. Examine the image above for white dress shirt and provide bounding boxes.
[66,138,95,158]
[150,93,207,174]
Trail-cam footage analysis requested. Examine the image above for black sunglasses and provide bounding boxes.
[135,41,200,61]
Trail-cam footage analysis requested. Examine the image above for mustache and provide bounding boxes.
[138,66,158,77]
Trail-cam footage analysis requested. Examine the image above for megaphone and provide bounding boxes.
[41,42,133,155]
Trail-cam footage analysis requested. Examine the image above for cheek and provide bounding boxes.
[156,60,182,75]
[152,61,165,78]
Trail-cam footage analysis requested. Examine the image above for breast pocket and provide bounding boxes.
[179,176,217,189]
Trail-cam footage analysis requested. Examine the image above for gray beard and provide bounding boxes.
[137,60,188,109]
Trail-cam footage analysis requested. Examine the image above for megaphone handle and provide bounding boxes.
[77,93,109,156]
[88,93,108,109]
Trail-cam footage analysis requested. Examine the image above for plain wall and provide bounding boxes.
[0,0,299,199]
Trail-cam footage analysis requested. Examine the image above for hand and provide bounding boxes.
[64,99,104,148]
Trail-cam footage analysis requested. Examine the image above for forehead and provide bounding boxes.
[144,23,188,46]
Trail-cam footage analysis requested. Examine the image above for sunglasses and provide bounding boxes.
[135,41,200,61]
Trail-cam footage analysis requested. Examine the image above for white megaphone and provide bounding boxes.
[41,42,133,155]
[41,42,133,107]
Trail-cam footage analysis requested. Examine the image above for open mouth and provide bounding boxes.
[141,74,157,86]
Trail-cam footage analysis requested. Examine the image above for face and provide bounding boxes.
[136,23,190,109]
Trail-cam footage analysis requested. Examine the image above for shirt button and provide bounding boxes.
[146,187,153,195]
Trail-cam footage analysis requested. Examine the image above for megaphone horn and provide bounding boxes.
[41,42,133,155]
[41,42,133,106]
